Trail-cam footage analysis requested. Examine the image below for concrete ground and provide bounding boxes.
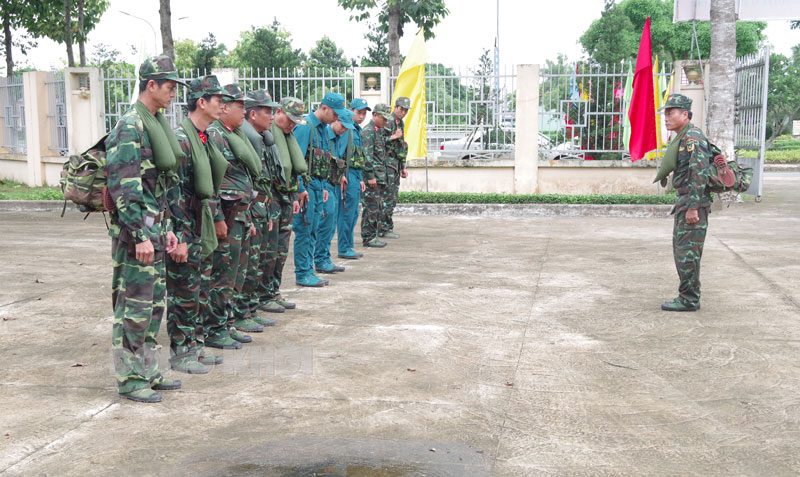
[1,173,799,476]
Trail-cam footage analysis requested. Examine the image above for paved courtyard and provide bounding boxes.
[1,173,799,476]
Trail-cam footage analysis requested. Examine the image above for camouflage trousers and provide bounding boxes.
[199,254,213,338]
[243,212,269,316]
[381,165,400,234]
[361,182,385,243]
[208,217,251,339]
[258,199,283,300]
[111,237,166,394]
[264,200,293,300]
[673,206,709,306]
[166,239,203,360]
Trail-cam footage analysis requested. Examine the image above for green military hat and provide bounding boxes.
[395,96,411,109]
[372,103,392,120]
[244,89,280,109]
[186,75,231,100]
[658,93,692,112]
[279,97,308,126]
[138,55,188,86]
[221,84,245,103]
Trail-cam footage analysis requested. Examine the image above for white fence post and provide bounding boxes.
[65,67,105,155]
[22,71,49,186]
[514,64,540,194]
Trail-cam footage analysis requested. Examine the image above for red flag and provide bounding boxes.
[628,17,657,161]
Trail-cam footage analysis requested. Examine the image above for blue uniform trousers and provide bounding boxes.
[337,169,362,254]
[292,177,324,280]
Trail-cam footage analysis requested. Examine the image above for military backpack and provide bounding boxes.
[60,135,117,215]
[706,143,753,194]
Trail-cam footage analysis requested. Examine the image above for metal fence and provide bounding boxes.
[390,64,517,159]
[539,62,673,160]
[45,71,68,156]
[0,75,26,154]
[734,46,770,200]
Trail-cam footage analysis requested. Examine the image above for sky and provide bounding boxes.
[11,0,800,72]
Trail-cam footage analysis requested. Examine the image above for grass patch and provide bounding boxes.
[398,191,674,205]
[0,179,64,200]
[739,148,800,163]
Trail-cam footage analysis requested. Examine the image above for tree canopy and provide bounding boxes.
[230,24,305,71]
[766,46,800,147]
[307,36,352,71]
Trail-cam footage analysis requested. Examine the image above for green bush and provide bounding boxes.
[0,179,64,200]
[738,149,800,163]
[398,191,674,205]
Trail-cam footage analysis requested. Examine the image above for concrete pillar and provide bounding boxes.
[211,68,239,87]
[65,68,105,155]
[353,67,391,124]
[22,71,49,186]
[514,64,540,194]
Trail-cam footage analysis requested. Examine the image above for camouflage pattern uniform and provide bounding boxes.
[663,94,713,310]
[106,56,187,396]
[381,97,409,235]
[360,104,393,245]
[166,75,229,369]
[206,84,259,345]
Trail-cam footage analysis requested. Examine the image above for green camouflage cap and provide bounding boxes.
[395,96,411,109]
[138,55,188,87]
[279,97,308,125]
[187,75,231,100]
[244,89,280,109]
[658,93,692,112]
[221,84,245,103]
[372,103,392,120]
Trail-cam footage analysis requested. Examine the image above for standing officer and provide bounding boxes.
[360,103,393,248]
[292,92,348,287]
[381,96,410,239]
[336,99,369,260]
[166,75,229,374]
[659,94,712,312]
[206,84,263,348]
[106,55,183,403]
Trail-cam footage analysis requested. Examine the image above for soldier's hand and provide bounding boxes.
[391,129,403,140]
[269,219,274,232]
[297,190,309,205]
[360,181,366,193]
[368,179,377,189]
[292,200,301,214]
[323,189,329,202]
[214,220,228,240]
[400,168,408,179]
[135,239,155,265]
[686,208,699,224]
[250,223,257,237]
[166,231,178,254]
[170,242,188,263]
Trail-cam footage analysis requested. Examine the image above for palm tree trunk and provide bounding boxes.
[3,14,12,77]
[387,5,401,76]
[159,0,174,59]
[78,0,85,66]
[64,0,75,67]
[708,0,736,159]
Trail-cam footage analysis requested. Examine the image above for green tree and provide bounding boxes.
[337,0,449,74]
[193,33,226,72]
[24,0,109,67]
[0,2,39,76]
[360,20,388,66]
[580,0,765,63]
[765,47,800,148]
[307,35,351,71]
[173,38,197,71]
[230,24,304,71]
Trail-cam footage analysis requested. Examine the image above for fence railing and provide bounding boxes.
[238,67,354,110]
[45,71,68,156]
[0,75,26,154]
[391,64,517,160]
[734,48,769,150]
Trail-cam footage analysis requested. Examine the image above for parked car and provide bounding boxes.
[438,128,514,159]
[539,134,585,161]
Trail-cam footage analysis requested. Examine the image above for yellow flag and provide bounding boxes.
[391,29,428,159]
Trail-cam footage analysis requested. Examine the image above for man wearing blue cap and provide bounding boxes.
[317,109,356,271]
[335,98,370,259]
[292,92,349,287]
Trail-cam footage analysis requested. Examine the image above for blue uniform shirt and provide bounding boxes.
[293,111,334,192]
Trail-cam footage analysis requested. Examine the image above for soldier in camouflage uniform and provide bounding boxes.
[240,89,283,318]
[360,103,393,248]
[106,55,185,403]
[292,92,349,286]
[206,84,262,349]
[335,99,369,260]
[165,75,230,374]
[380,96,410,239]
[659,94,713,312]
[264,98,305,309]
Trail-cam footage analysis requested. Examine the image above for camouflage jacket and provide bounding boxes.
[167,123,223,244]
[105,103,171,249]
[673,123,712,212]
[382,113,408,168]
[362,120,389,184]
[207,120,255,222]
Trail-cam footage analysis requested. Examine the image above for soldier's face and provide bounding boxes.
[664,108,689,132]
[152,80,177,109]
[352,108,367,125]
[373,115,387,128]
[331,120,347,135]
[202,95,223,122]
[394,106,408,120]
[275,111,296,134]
[320,105,338,124]
[249,106,274,132]
[222,101,245,129]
